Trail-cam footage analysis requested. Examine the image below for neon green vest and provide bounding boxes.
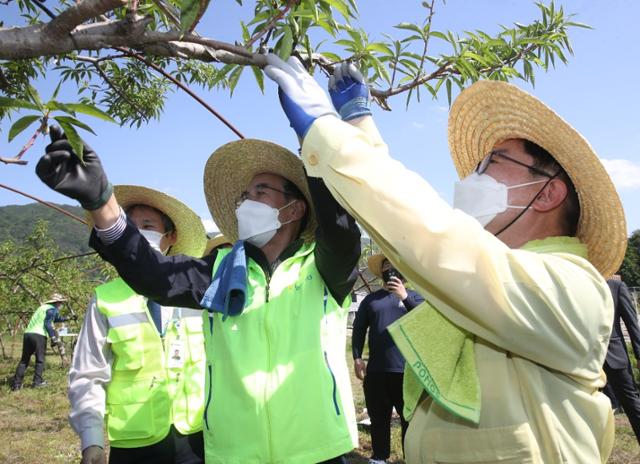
[95,278,206,448]
[25,304,52,337]
[203,242,358,463]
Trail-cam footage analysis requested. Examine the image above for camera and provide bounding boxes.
[382,268,402,283]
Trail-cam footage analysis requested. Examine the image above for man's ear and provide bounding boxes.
[532,178,568,213]
[286,199,307,222]
[166,229,178,246]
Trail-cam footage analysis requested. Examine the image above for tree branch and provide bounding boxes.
[114,47,246,138]
[45,0,127,40]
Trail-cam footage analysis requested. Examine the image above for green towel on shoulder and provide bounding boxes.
[387,236,589,425]
[388,302,480,423]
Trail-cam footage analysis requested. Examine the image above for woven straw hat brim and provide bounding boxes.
[203,139,317,244]
[89,185,206,257]
[44,293,67,304]
[367,254,387,279]
[203,234,231,256]
[448,80,626,277]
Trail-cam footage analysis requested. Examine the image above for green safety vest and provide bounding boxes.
[203,242,358,464]
[95,278,206,448]
[25,304,52,337]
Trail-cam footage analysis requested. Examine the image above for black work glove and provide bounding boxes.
[35,126,113,210]
[50,336,62,349]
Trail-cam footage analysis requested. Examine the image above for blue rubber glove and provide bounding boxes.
[264,54,337,139]
[328,62,372,121]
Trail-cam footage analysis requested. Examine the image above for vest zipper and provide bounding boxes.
[204,311,214,431]
[263,271,274,462]
[204,363,213,430]
[322,286,341,415]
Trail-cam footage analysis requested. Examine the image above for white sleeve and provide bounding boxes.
[68,295,112,451]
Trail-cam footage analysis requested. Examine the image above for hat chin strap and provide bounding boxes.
[495,173,558,237]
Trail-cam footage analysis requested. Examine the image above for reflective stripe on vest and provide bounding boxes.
[202,242,358,463]
[25,304,51,337]
[95,278,205,448]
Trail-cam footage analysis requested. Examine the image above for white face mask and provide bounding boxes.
[140,229,170,255]
[235,199,296,247]
[453,172,548,227]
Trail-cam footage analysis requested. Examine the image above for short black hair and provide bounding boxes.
[282,179,309,237]
[523,140,580,236]
[124,204,175,234]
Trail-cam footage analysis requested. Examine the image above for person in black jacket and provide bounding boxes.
[352,254,424,464]
[603,276,640,443]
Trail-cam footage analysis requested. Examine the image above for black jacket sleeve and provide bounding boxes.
[402,289,425,311]
[619,281,640,360]
[351,295,371,360]
[308,176,361,304]
[89,219,216,309]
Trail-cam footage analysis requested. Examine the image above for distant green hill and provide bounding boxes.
[0,202,90,253]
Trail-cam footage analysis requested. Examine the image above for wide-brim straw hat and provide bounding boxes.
[367,254,387,279]
[44,293,67,304]
[448,80,626,278]
[203,139,317,243]
[203,233,231,256]
[89,185,206,257]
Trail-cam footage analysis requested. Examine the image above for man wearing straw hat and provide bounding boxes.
[11,292,70,390]
[68,185,207,464]
[265,57,626,463]
[35,128,361,463]
[352,254,424,464]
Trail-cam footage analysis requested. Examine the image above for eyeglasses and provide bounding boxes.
[236,183,288,206]
[475,150,555,178]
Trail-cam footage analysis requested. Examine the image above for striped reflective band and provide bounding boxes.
[108,311,149,328]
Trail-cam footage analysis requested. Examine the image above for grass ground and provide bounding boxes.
[1,334,639,463]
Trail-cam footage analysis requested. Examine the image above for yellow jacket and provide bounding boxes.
[301,115,614,464]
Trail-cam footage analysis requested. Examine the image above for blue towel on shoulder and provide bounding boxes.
[199,240,248,321]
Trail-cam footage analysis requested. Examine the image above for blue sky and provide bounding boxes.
[1,0,639,238]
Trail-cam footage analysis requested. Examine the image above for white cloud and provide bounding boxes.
[411,121,425,129]
[600,158,640,189]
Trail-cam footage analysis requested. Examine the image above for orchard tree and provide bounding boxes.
[0,220,116,356]
[0,0,587,163]
[620,230,640,288]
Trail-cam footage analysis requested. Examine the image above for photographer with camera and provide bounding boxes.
[11,293,71,390]
[352,255,424,464]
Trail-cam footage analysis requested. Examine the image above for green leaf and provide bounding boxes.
[322,0,350,19]
[319,51,342,63]
[51,81,63,101]
[394,22,424,36]
[228,66,243,95]
[277,25,294,60]
[26,85,44,110]
[429,31,449,41]
[0,97,40,111]
[61,103,115,123]
[180,0,210,34]
[366,42,394,56]
[45,100,76,116]
[53,115,96,135]
[334,39,355,48]
[251,66,264,93]
[8,115,40,143]
[55,120,84,163]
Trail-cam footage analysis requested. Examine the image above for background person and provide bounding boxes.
[352,254,424,464]
[68,185,207,464]
[11,293,70,390]
[602,275,640,444]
